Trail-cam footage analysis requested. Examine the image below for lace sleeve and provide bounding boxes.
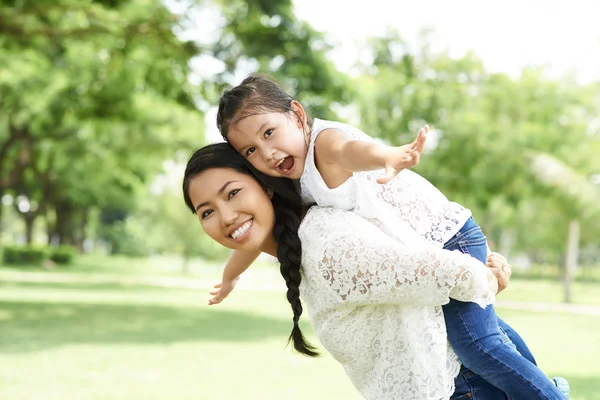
[317,227,496,309]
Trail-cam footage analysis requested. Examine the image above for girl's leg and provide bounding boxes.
[444,300,564,399]
[444,217,565,399]
[497,317,537,365]
[451,365,507,400]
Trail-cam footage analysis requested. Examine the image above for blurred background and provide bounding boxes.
[0,0,599,399]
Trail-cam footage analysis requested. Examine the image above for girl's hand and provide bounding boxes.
[377,125,428,184]
[484,267,500,295]
[208,277,239,305]
[486,252,512,294]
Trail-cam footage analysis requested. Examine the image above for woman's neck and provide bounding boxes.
[260,234,279,258]
[260,208,307,258]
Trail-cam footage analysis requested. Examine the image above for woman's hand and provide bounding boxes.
[486,252,512,294]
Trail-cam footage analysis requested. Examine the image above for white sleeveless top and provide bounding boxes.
[299,206,495,400]
[300,118,472,246]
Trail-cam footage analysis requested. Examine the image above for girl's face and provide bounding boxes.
[227,102,309,180]
[186,167,275,252]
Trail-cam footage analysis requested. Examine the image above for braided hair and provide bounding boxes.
[183,143,318,357]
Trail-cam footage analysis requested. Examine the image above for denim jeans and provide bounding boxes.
[444,217,565,400]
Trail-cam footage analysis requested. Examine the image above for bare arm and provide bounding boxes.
[208,249,261,305]
[316,128,391,172]
[223,249,260,281]
[314,126,427,186]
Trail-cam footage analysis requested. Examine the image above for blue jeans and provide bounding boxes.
[444,217,565,400]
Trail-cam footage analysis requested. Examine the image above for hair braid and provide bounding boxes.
[272,194,319,357]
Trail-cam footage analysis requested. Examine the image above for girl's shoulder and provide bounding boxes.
[311,118,375,143]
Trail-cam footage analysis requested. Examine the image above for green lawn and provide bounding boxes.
[499,279,600,306]
[0,277,599,400]
[4,253,600,305]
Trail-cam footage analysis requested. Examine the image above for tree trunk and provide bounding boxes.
[0,190,4,232]
[74,207,88,252]
[564,219,580,303]
[55,201,73,245]
[23,213,37,244]
[46,208,56,245]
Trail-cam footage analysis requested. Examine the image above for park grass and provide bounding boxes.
[3,252,600,306]
[0,282,359,400]
[0,278,599,400]
[498,279,600,306]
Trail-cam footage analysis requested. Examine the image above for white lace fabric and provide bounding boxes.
[300,118,472,247]
[299,207,495,400]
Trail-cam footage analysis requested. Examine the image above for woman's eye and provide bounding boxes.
[264,129,273,139]
[200,209,214,219]
[246,147,255,157]
[228,189,241,199]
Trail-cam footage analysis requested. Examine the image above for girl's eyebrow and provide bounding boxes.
[254,121,269,136]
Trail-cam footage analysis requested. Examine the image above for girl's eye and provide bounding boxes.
[264,129,273,139]
[246,147,255,157]
[228,189,241,199]
[200,209,214,219]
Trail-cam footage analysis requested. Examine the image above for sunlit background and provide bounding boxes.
[1,1,599,399]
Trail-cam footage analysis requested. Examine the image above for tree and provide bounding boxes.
[0,0,204,245]
[202,0,351,118]
[526,152,600,302]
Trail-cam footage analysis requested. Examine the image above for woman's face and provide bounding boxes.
[186,167,276,252]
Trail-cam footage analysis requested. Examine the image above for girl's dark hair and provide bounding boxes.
[183,142,319,357]
[216,73,312,141]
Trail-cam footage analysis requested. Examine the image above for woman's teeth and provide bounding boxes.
[231,220,252,239]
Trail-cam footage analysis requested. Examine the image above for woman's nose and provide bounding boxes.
[220,207,239,227]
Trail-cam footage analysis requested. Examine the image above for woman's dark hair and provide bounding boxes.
[183,142,319,357]
[216,73,312,141]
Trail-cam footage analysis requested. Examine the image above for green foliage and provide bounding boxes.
[205,0,351,118]
[354,30,600,259]
[101,220,150,258]
[2,245,47,265]
[0,0,204,245]
[49,245,77,265]
[1,0,599,277]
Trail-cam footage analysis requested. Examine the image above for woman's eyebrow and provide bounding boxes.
[195,181,238,212]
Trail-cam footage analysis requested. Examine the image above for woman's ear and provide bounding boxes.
[266,188,274,199]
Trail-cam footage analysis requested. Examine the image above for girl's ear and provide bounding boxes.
[266,188,274,199]
[290,100,307,128]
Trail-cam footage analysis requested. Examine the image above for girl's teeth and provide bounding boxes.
[231,220,252,239]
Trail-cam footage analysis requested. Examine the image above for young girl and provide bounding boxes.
[210,74,569,399]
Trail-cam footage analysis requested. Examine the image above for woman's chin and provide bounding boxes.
[228,235,264,253]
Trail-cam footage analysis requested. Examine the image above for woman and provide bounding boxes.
[183,143,507,400]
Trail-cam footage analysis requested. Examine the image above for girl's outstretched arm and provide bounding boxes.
[314,125,428,186]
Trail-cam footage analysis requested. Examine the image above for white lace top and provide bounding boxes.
[298,207,495,400]
[300,118,472,246]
